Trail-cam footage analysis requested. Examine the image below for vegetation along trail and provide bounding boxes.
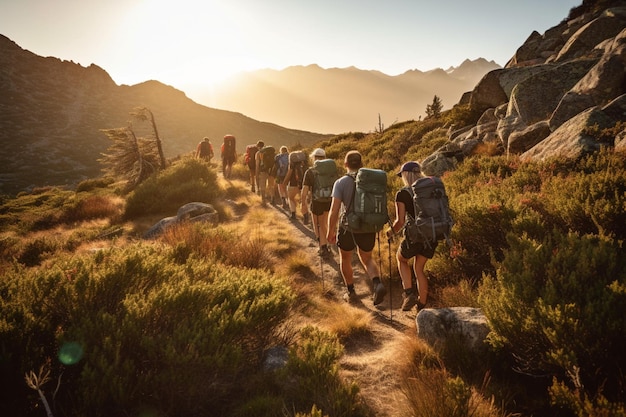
[266,196,420,417]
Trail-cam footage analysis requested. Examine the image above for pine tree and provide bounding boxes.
[425,95,443,119]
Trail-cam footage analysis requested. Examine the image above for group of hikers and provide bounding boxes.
[196,135,452,312]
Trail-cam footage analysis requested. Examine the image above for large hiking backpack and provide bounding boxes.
[405,176,453,246]
[223,135,236,158]
[244,145,258,169]
[275,153,289,178]
[289,151,308,186]
[199,140,213,158]
[259,146,276,172]
[344,168,388,233]
[311,159,338,203]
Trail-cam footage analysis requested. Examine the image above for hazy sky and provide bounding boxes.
[1,0,581,95]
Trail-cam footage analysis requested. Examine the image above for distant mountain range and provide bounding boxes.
[0,31,498,195]
[0,35,330,195]
[195,59,501,133]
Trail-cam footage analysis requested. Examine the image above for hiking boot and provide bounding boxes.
[251,186,256,193]
[372,282,387,306]
[343,290,358,304]
[318,244,329,256]
[416,299,427,311]
[290,212,296,220]
[303,213,310,225]
[282,199,288,210]
[401,292,418,311]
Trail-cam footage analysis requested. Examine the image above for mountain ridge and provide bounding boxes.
[196,58,500,133]
[0,34,330,195]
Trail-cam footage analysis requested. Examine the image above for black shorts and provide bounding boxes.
[399,238,438,259]
[337,228,376,252]
[310,200,331,216]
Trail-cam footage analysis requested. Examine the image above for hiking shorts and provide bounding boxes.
[400,238,438,260]
[310,200,331,216]
[337,228,376,252]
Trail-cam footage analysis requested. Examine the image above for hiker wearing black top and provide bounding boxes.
[387,161,436,311]
[301,148,332,256]
[327,150,386,305]
[282,151,307,220]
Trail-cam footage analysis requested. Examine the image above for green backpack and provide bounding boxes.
[344,168,388,233]
[312,159,338,203]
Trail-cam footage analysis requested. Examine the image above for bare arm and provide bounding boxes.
[326,196,341,245]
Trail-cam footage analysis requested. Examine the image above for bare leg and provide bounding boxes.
[413,255,429,305]
[396,249,414,291]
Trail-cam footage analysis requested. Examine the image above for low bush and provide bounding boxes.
[124,157,221,219]
[0,243,295,416]
[479,231,626,410]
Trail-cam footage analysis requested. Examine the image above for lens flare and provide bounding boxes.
[58,342,84,365]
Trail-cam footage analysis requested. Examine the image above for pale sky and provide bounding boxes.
[1,0,581,97]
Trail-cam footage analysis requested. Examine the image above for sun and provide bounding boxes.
[116,1,260,89]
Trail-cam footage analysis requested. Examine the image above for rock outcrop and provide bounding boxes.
[422,4,626,172]
[416,307,489,353]
[143,202,219,239]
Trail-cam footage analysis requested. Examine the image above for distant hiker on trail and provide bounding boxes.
[256,141,277,204]
[275,146,290,209]
[221,134,237,179]
[301,148,335,257]
[386,161,435,311]
[327,150,386,305]
[244,142,260,193]
[282,150,307,220]
[196,137,214,162]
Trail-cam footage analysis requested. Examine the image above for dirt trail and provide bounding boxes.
[268,203,418,417]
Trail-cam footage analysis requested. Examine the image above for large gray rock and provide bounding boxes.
[508,121,552,154]
[143,202,219,239]
[550,28,626,129]
[416,307,489,352]
[553,8,626,63]
[521,106,611,161]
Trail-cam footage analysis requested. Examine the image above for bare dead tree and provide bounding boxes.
[130,107,167,169]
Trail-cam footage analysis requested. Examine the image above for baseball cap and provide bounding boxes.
[396,161,421,177]
[311,148,326,158]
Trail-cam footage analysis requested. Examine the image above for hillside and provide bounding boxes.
[196,59,500,133]
[0,34,329,195]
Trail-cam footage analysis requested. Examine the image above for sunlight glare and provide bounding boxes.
[118,0,263,88]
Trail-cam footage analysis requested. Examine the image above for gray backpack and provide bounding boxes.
[404,176,453,246]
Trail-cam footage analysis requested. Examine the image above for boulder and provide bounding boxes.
[421,152,457,177]
[521,106,612,161]
[554,8,626,63]
[416,307,490,352]
[550,28,626,129]
[497,59,597,147]
[143,202,219,239]
[508,121,552,154]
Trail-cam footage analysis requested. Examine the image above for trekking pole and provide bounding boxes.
[316,214,324,292]
[388,233,393,323]
[387,219,394,322]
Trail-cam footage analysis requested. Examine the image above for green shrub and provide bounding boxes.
[281,326,367,417]
[124,157,221,219]
[0,243,294,416]
[478,231,626,407]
